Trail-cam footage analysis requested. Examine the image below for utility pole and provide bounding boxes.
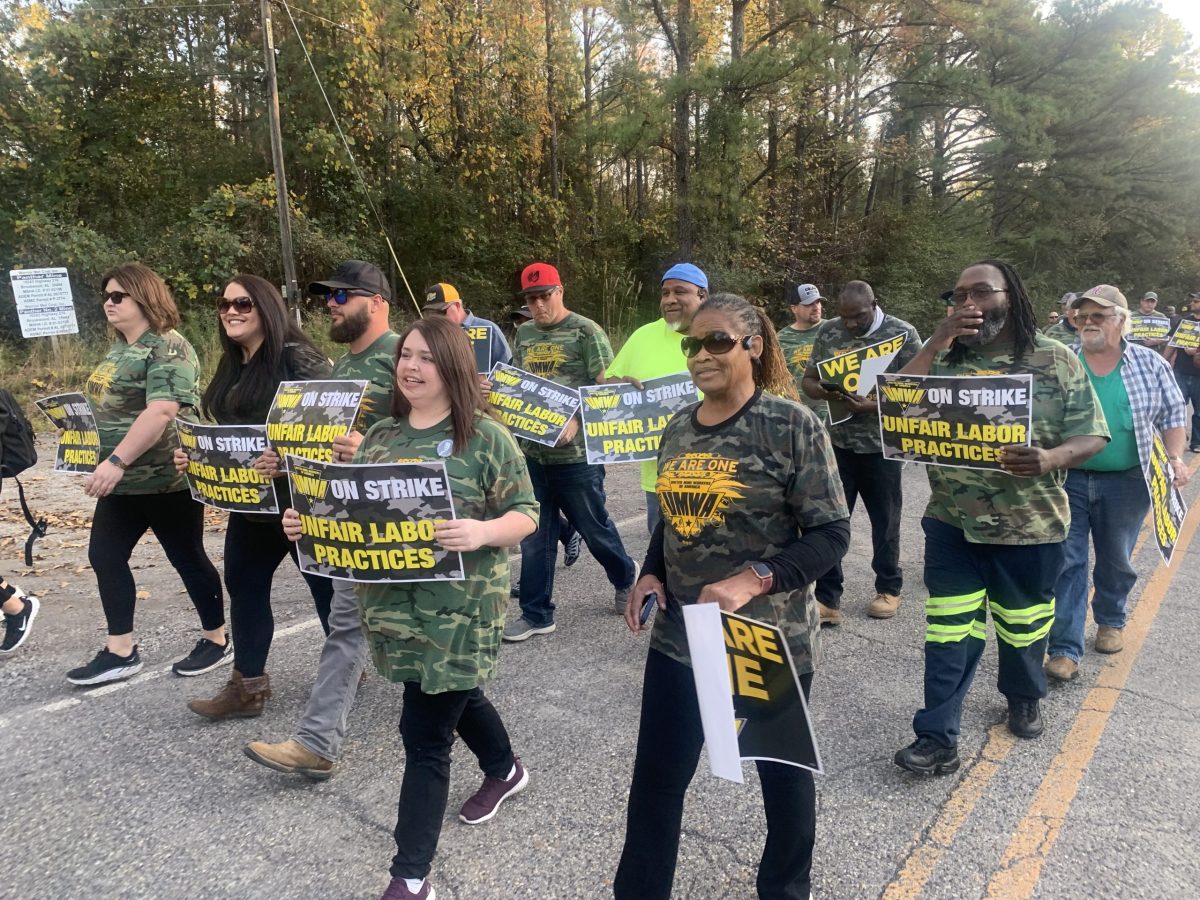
[260,0,300,317]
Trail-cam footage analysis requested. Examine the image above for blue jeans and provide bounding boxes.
[1174,372,1200,446]
[1048,467,1149,663]
[518,460,635,627]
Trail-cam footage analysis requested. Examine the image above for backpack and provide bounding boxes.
[0,389,47,566]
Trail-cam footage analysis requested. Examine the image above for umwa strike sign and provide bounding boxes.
[876,373,1033,471]
[813,334,907,425]
[485,362,581,447]
[266,379,367,469]
[683,604,822,783]
[35,392,99,474]
[289,457,463,583]
[1144,433,1188,565]
[176,421,278,514]
[577,372,698,465]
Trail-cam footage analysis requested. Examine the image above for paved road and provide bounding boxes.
[2,454,1198,899]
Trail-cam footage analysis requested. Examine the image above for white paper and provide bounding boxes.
[10,267,78,338]
[683,603,743,783]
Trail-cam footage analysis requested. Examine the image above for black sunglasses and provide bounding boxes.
[102,290,131,305]
[322,288,375,305]
[217,296,255,315]
[681,331,748,358]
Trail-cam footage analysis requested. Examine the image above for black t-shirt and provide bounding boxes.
[1171,316,1200,376]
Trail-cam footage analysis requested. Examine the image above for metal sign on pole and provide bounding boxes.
[260,0,301,321]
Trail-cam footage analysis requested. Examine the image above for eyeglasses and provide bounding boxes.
[1078,311,1120,325]
[949,287,1007,304]
[681,332,747,358]
[217,296,255,315]
[523,288,559,303]
[102,290,131,305]
[320,288,375,305]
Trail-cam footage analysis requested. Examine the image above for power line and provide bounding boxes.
[276,0,418,314]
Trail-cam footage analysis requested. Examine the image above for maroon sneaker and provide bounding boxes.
[458,757,529,824]
[380,877,434,900]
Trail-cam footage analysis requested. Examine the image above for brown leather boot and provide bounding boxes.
[187,670,271,721]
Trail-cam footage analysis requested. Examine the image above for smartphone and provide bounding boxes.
[639,591,658,626]
[819,381,850,396]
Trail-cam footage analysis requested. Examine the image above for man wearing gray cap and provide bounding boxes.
[1046,286,1188,681]
[1043,292,1079,344]
[778,283,830,426]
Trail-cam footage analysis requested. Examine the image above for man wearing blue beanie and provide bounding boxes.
[605,263,708,535]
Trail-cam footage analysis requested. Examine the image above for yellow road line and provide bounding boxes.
[883,457,1196,899]
[983,487,1200,898]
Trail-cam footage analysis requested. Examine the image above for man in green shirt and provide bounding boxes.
[605,262,707,533]
[801,281,922,623]
[894,260,1108,777]
[503,262,638,642]
[776,282,829,426]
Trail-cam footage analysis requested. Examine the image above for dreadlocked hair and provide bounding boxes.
[696,293,800,401]
[945,259,1040,366]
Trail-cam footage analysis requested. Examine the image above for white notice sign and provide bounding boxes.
[10,267,79,338]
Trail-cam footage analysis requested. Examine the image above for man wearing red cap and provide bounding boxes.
[503,263,638,642]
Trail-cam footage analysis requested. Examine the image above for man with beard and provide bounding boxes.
[1166,292,1200,452]
[503,262,637,641]
[1045,286,1187,682]
[801,281,921,624]
[778,282,830,426]
[603,262,708,534]
[1043,293,1079,344]
[894,260,1108,776]
[243,259,399,780]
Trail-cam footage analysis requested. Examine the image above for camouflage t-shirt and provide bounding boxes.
[330,330,400,432]
[354,410,539,694]
[776,323,829,424]
[649,391,850,676]
[807,314,922,453]
[924,332,1109,545]
[512,311,614,465]
[85,329,200,495]
[1042,320,1078,346]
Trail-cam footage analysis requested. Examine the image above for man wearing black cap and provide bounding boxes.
[244,259,400,781]
[422,282,512,371]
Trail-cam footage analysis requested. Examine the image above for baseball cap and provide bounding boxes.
[519,262,562,294]
[1141,291,1158,301]
[1058,291,1077,308]
[791,283,824,306]
[422,282,462,310]
[1073,284,1128,310]
[509,306,533,325]
[661,263,708,290]
[309,260,392,301]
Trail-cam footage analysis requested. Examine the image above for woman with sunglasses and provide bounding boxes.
[184,275,337,719]
[282,316,538,900]
[67,263,227,686]
[615,293,850,900]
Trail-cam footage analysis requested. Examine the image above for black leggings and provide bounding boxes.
[615,649,816,900]
[224,511,333,677]
[89,491,224,636]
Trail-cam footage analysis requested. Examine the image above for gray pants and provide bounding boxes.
[294,578,368,761]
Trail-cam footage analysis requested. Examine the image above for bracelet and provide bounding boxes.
[108,453,129,470]
[1169,456,1184,464]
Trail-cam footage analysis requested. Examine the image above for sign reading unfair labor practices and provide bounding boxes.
[877,373,1033,471]
[684,604,822,783]
[578,372,698,465]
[10,267,78,338]
[1168,318,1200,350]
[486,362,581,447]
[1130,314,1171,342]
[176,421,278,514]
[266,380,367,469]
[35,392,99,474]
[288,457,463,583]
[1144,433,1188,565]
[814,333,907,425]
[465,324,493,374]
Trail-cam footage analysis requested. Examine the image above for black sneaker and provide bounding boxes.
[67,646,143,686]
[1007,699,1044,739]
[894,737,960,776]
[172,637,234,677]
[563,531,583,567]
[0,592,39,654]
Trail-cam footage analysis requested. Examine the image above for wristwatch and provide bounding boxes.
[749,562,774,595]
[108,453,129,470]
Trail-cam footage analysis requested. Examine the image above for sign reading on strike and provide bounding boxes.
[683,604,822,783]
[1130,314,1171,342]
[289,457,464,583]
[177,421,278,514]
[578,372,698,465]
[1144,432,1188,565]
[1168,319,1200,350]
[10,267,79,338]
[814,333,907,425]
[35,392,99,474]
[876,373,1033,470]
[485,362,581,447]
[465,324,493,374]
[266,379,367,469]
